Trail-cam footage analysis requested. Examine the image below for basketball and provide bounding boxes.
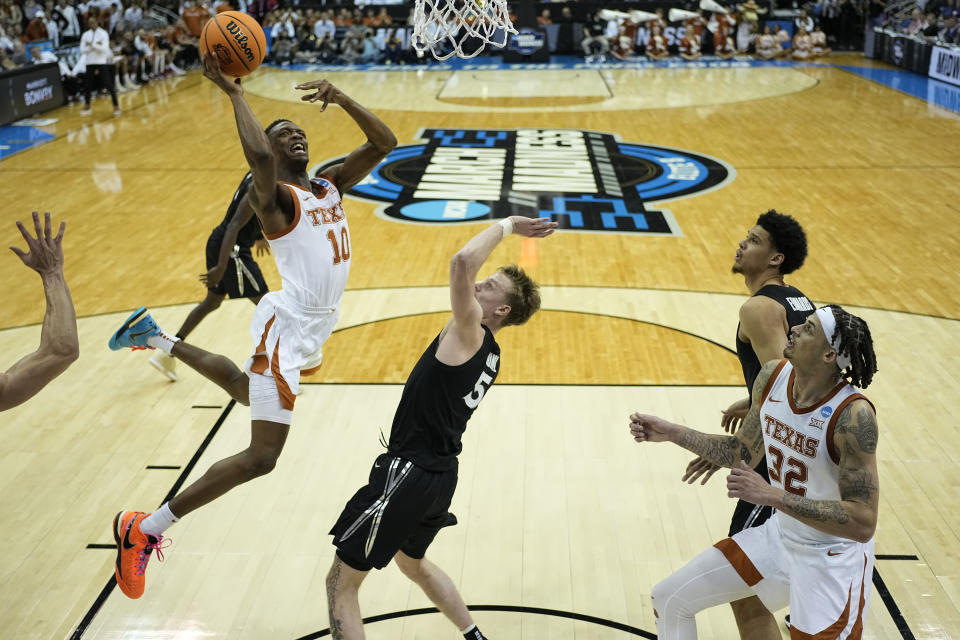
[200,11,266,77]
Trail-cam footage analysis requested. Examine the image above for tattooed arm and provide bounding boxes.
[729,399,879,542]
[629,359,779,468]
[777,400,879,542]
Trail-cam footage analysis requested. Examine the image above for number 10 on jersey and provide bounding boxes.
[327,227,351,264]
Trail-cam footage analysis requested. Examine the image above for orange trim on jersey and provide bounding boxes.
[788,553,867,639]
[250,315,276,375]
[264,185,302,241]
[714,538,763,586]
[825,394,875,465]
[270,339,296,410]
[759,359,789,407]
[787,368,847,415]
[847,554,869,639]
[302,363,322,375]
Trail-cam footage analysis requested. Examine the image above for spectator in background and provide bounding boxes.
[773,23,790,52]
[646,22,669,60]
[333,8,351,27]
[42,1,60,45]
[554,5,574,54]
[294,22,318,62]
[23,0,42,21]
[837,0,860,49]
[791,25,812,58]
[55,0,82,44]
[0,24,14,51]
[24,9,50,42]
[581,10,609,62]
[537,9,552,25]
[361,7,376,27]
[0,43,19,69]
[360,28,378,63]
[340,31,362,63]
[10,38,27,64]
[317,31,338,62]
[941,15,960,41]
[755,24,779,58]
[903,8,923,34]
[810,23,832,55]
[181,0,211,38]
[679,17,703,60]
[79,13,120,115]
[314,9,334,40]
[134,27,155,77]
[123,0,142,31]
[794,9,814,33]
[346,11,365,39]
[3,0,25,31]
[373,7,391,27]
[382,26,402,64]
[713,10,737,59]
[167,19,198,70]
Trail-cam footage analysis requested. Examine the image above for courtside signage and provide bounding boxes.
[314,128,735,235]
[929,46,960,87]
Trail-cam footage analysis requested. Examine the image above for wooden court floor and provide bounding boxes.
[1,55,959,639]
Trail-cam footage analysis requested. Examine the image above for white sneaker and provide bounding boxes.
[149,353,178,381]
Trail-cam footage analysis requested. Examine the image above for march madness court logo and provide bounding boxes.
[314,128,735,236]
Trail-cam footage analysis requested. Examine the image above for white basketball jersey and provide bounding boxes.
[758,360,874,545]
[265,176,351,312]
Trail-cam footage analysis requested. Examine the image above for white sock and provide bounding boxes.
[460,624,476,634]
[140,503,179,537]
[147,332,180,355]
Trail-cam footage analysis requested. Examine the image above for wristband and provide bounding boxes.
[498,218,514,237]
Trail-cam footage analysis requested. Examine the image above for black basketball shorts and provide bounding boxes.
[205,231,268,299]
[330,454,458,572]
[728,459,774,536]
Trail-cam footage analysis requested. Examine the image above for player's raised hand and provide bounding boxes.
[295,79,348,111]
[682,456,721,485]
[10,211,65,276]
[629,413,675,443]
[509,216,558,238]
[727,461,777,505]
[202,51,242,95]
[721,397,750,433]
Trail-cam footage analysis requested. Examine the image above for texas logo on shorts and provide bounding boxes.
[313,128,735,236]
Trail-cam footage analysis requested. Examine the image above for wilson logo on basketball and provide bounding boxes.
[226,20,256,63]
[313,128,735,236]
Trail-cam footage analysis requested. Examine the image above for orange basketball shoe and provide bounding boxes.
[113,511,168,598]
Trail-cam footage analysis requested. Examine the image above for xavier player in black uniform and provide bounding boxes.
[149,173,270,381]
[681,210,813,638]
[325,215,556,640]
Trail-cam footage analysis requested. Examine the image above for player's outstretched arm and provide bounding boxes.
[447,217,556,341]
[730,399,879,542]
[295,79,397,192]
[1,212,79,412]
[202,52,277,215]
[631,359,777,468]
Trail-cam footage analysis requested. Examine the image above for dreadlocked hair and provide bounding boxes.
[756,210,808,275]
[265,119,292,134]
[824,304,878,389]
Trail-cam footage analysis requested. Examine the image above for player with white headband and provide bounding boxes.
[629,304,880,639]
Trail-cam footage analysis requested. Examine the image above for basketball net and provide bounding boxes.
[412,0,517,60]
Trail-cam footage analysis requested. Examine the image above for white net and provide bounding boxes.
[412,0,518,61]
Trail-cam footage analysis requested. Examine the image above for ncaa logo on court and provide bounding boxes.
[314,128,735,236]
